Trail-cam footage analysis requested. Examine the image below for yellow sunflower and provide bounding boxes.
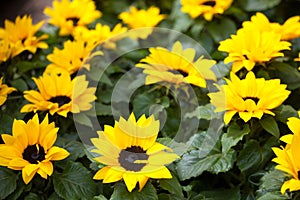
[73,23,128,49]
[45,39,102,75]
[0,39,12,63]
[91,113,179,192]
[243,12,300,41]
[21,71,96,117]
[208,72,290,124]
[0,77,16,106]
[119,6,166,29]
[44,0,102,36]
[136,41,216,88]
[0,114,69,184]
[0,15,48,57]
[181,0,233,21]
[218,25,291,72]
[272,117,300,194]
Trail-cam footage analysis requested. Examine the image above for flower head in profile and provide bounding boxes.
[0,77,16,106]
[73,23,128,49]
[91,113,179,192]
[181,0,233,21]
[21,71,96,117]
[0,114,69,184]
[44,0,102,36]
[0,39,12,63]
[119,6,166,29]
[218,26,291,72]
[0,15,48,57]
[208,72,290,124]
[273,117,300,194]
[243,12,300,41]
[45,39,102,75]
[136,41,216,88]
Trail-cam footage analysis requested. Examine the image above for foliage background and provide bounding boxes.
[1,0,300,199]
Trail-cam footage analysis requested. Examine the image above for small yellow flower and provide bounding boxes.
[136,41,216,88]
[0,77,16,106]
[21,71,96,117]
[0,15,48,57]
[45,39,102,75]
[91,113,179,192]
[73,23,128,49]
[119,6,166,29]
[0,39,12,63]
[218,26,291,72]
[181,0,233,21]
[0,114,69,184]
[243,13,300,41]
[44,0,102,36]
[208,72,290,124]
[273,117,300,194]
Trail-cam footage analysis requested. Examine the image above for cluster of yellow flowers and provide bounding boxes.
[1,0,300,195]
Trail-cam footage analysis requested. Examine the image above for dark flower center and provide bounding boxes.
[23,144,45,164]
[49,96,71,107]
[243,97,260,104]
[118,146,149,172]
[202,0,216,7]
[67,17,80,26]
[168,69,189,77]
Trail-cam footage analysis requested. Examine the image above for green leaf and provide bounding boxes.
[159,175,184,198]
[257,193,287,200]
[274,105,298,123]
[257,169,288,200]
[132,93,156,117]
[176,150,215,180]
[208,149,236,174]
[259,115,280,138]
[9,78,28,92]
[93,195,108,200]
[24,193,40,200]
[95,102,112,116]
[221,123,250,153]
[110,182,158,200]
[185,104,215,120]
[190,188,241,200]
[0,167,18,199]
[237,140,261,172]
[73,112,93,128]
[239,0,281,11]
[15,61,46,73]
[269,62,300,90]
[207,17,236,43]
[53,162,98,200]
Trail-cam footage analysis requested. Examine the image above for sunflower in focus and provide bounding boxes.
[45,39,102,75]
[0,114,69,184]
[181,0,233,21]
[0,77,16,106]
[136,41,216,88]
[272,117,300,194]
[0,39,12,63]
[44,0,102,36]
[208,72,290,124]
[73,23,128,49]
[242,12,300,41]
[21,71,96,117]
[91,113,179,192]
[218,26,291,72]
[0,15,48,57]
